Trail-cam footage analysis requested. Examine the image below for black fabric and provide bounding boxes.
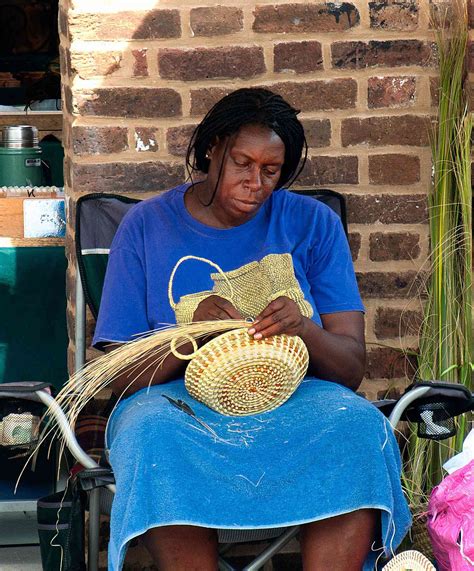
[77,467,115,491]
[403,381,473,423]
[76,193,140,251]
[0,381,51,393]
[37,479,86,571]
[75,194,139,319]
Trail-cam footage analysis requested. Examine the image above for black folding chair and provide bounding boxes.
[1,189,472,570]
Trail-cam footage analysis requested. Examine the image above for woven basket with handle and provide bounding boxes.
[382,550,435,570]
[169,256,309,416]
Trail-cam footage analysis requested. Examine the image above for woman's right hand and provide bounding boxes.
[193,295,243,322]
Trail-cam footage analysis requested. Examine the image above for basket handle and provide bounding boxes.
[168,255,235,310]
[169,334,200,361]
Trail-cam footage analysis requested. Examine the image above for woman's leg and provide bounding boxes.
[142,525,218,571]
[300,509,378,571]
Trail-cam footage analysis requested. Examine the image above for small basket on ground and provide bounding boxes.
[382,549,435,570]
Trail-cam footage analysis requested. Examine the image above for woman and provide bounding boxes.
[93,88,411,570]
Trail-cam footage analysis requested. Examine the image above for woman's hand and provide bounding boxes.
[193,295,243,322]
[248,296,305,339]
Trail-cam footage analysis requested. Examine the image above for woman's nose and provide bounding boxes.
[247,166,262,191]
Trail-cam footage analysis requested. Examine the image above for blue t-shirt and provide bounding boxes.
[93,184,364,347]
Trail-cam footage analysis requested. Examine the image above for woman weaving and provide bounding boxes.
[93,88,411,570]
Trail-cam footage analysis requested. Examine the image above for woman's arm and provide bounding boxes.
[106,343,191,397]
[248,297,366,391]
[107,294,243,398]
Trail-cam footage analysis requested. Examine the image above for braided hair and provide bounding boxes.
[185,88,308,193]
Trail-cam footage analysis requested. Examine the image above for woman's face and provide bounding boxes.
[205,123,286,227]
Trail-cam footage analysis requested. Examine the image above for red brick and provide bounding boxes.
[132,49,148,78]
[301,119,331,148]
[134,128,159,153]
[298,156,358,185]
[366,347,416,379]
[369,232,421,261]
[70,51,123,79]
[332,40,433,69]
[469,41,474,73]
[253,3,360,33]
[369,1,419,31]
[75,88,182,118]
[374,307,423,339]
[369,154,420,185]
[430,2,453,29]
[69,10,181,41]
[58,6,69,41]
[368,76,416,108]
[376,386,404,400]
[64,156,72,189]
[159,46,265,81]
[274,41,323,73]
[167,125,197,157]
[189,80,356,116]
[72,161,185,194]
[63,85,73,115]
[346,194,427,224]
[190,88,232,116]
[348,232,361,261]
[270,79,357,111]
[190,7,243,36]
[341,115,431,146]
[430,77,439,107]
[72,126,128,155]
[356,271,421,298]
[59,46,71,78]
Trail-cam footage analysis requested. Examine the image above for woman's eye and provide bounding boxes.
[264,169,278,176]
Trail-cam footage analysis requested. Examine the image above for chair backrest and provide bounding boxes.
[75,188,347,370]
[76,194,139,320]
[75,188,348,322]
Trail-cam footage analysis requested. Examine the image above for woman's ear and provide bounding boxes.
[206,137,220,160]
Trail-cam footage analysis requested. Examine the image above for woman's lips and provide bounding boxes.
[236,199,260,206]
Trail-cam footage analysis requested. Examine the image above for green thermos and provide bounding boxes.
[0,125,44,187]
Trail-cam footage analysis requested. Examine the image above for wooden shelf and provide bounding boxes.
[0,237,64,247]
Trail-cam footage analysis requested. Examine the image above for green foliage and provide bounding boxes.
[402,0,472,509]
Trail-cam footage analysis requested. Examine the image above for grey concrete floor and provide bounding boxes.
[0,545,42,570]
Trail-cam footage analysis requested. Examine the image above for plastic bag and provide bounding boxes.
[427,458,474,570]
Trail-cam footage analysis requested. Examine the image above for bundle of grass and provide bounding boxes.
[39,319,248,454]
[402,0,472,517]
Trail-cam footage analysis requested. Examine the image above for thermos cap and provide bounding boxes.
[0,125,39,148]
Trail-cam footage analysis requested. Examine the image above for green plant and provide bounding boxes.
[402,0,472,510]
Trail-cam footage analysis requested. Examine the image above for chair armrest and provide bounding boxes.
[77,467,115,491]
[32,390,102,471]
[0,381,52,401]
[372,399,397,417]
[386,380,474,433]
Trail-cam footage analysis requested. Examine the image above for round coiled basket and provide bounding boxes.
[183,328,309,416]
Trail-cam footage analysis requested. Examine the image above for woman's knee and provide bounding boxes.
[141,525,218,571]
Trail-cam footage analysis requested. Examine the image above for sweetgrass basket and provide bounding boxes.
[183,328,309,416]
[168,255,310,416]
[382,550,435,571]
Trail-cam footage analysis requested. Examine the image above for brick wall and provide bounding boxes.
[60,0,439,398]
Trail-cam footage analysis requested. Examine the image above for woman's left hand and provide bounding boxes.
[247,296,306,339]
